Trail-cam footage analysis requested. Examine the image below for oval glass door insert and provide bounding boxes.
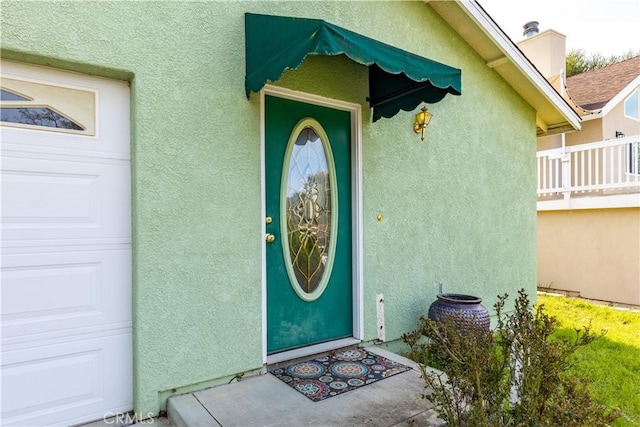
[281,118,338,302]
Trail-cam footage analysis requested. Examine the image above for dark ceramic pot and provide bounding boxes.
[428,293,490,332]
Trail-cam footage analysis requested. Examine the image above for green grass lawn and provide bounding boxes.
[536,294,640,426]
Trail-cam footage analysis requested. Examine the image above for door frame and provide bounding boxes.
[260,85,363,364]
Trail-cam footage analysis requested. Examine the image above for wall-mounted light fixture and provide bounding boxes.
[615,131,625,138]
[413,106,433,141]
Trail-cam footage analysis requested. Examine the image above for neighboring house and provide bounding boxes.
[0,2,579,425]
[518,27,640,305]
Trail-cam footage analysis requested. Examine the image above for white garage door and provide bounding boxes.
[1,61,132,426]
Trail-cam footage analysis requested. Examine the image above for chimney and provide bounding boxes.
[516,24,566,86]
[523,21,539,38]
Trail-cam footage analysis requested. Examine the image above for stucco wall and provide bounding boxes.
[538,208,640,305]
[1,0,537,417]
[537,133,562,151]
[603,94,640,139]
[566,118,603,145]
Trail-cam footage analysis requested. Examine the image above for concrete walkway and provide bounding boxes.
[167,347,444,427]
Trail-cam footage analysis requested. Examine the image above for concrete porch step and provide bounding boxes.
[167,347,445,427]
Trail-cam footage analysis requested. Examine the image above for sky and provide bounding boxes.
[478,0,640,57]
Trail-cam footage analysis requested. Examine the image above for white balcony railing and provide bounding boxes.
[537,136,640,209]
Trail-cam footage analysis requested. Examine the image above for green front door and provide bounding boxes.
[265,94,353,354]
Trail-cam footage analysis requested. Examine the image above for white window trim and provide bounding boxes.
[623,87,639,121]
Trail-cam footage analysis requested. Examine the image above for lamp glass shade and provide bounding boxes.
[422,110,433,126]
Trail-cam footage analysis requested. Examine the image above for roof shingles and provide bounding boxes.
[566,55,640,110]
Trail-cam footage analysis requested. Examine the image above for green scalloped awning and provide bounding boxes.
[245,13,461,121]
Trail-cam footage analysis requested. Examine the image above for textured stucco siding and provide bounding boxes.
[1,1,537,417]
[566,118,604,145]
[538,208,640,305]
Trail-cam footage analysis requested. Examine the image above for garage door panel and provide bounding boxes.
[1,61,132,426]
[1,60,130,156]
[1,249,132,339]
[1,154,131,241]
[1,333,133,427]
[0,125,131,156]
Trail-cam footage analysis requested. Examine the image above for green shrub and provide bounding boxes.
[403,289,620,427]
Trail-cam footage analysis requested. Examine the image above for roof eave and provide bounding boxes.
[429,0,581,136]
[576,75,640,121]
[598,75,640,117]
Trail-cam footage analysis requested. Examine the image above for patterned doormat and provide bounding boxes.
[270,348,411,402]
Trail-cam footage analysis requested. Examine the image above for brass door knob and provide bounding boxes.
[265,233,276,243]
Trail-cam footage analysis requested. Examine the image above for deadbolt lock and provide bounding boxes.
[265,216,273,224]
